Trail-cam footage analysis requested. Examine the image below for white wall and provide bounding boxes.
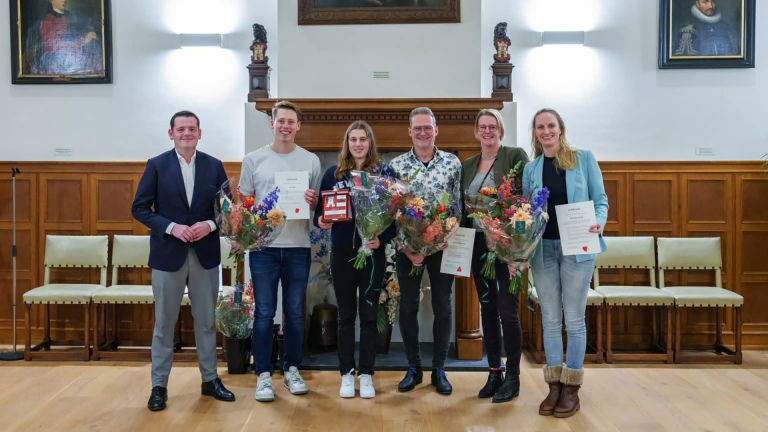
[481,0,768,161]
[3,0,765,162]
[0,0,277,162]
[276,0,482,98]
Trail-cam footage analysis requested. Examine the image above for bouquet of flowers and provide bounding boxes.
[395,187,460,276]
[347,169,407,269]
[215,180,286,258]
[377,243,400,333]
[468,166,549,293]
[215,281,255,339]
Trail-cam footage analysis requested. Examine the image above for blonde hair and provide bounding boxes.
[334,121,381,180]
[272,100,301,121]
[474,109,505,140]
[530,108,577,170]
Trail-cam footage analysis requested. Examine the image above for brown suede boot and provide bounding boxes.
[538,364,563,416]
[554,366,583,419]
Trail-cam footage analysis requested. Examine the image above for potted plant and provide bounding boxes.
[215,281,255,374]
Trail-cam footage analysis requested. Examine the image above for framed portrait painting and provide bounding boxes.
[659,0,755,69]
[298,0,460,25]
[10,0,113,84]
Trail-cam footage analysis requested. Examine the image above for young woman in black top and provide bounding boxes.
[313,120,395,399]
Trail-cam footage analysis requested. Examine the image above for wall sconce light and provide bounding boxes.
[540,31,585,46]
[179,34,223,48]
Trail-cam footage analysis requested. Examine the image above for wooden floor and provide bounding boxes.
[1,351,768,432]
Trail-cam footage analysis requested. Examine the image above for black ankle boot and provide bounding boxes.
[492,374,520,403]
[478,370,504,398]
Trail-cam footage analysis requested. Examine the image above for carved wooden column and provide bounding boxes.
[253,98,507,360]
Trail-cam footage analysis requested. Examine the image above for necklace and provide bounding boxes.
[481,153,497,161]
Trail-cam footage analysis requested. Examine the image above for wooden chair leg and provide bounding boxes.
[715,306,724,352]
[112,304,119,348]
[24,304,31,361]
[44,303,51,349]
[596,306,604,364]
[674,307,682,364]
[735,306,743,365]
[651,306,658,347]
[92,304,100,361]
[666,306,673,364]
[606,305,613,364]
[83,304,90,361]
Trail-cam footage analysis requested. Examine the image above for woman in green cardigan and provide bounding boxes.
[462,109,529,403]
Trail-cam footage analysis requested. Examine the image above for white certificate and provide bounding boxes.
[275,171,310,220]
[440,227,475,277]
[555,201,601,256]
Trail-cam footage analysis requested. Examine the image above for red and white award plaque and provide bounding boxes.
[321,190,351,222]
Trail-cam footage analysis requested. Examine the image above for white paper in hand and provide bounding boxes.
[275,171,310,220]
[555,201,601,256]
[440,227,475,277]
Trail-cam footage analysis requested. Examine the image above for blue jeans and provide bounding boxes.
[531,239,594,370]
[249,247,311,375]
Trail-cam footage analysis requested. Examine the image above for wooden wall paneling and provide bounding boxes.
[735,174,768,349]
[0,172,37,343]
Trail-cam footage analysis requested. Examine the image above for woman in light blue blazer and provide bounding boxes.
[522,109,608,419]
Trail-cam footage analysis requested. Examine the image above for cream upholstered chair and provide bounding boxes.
[657,237,743,364]
[594,237,674,363]
[23,235,108,361]
[526,272,605,364]
[91,235,153,360]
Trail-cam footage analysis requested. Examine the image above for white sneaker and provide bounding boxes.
[284,366,308,395]
[359,374,375,399]
[254,372,274,402]
[340,369,355,398]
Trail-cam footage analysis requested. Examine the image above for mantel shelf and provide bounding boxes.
[252,97,508,153]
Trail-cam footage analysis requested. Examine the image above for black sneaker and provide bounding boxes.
[431,368,452,395]
[398,366,423,392]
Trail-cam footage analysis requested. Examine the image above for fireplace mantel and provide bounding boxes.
[253,98,506,153]
[254,97,509,359]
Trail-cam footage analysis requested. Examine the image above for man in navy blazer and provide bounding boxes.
[132,111,234,411]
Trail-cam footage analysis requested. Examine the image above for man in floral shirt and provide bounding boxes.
[389,106,462,396]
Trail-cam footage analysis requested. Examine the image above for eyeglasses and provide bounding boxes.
[411,126,434,134]
[477,125,498,132]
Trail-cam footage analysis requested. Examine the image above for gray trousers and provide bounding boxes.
[151,249,219,388]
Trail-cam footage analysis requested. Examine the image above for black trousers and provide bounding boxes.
[396,251,454,369]
[471,231,523,375]
[330,246,386,376]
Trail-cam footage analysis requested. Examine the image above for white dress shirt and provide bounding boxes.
[165,150,217,235]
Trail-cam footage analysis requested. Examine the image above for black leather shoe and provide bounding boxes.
[147,386,167,411]
[492,374,520,403]
[201,377,236,402]
[431,369,452,395]
[478,370,504,398]
[398,366,423,392]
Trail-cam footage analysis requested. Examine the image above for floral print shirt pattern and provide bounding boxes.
[389,146,462,208]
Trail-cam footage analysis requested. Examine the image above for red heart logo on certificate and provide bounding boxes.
[295,208,300,213]
[582,246,588,252]
[457,266,462,272]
